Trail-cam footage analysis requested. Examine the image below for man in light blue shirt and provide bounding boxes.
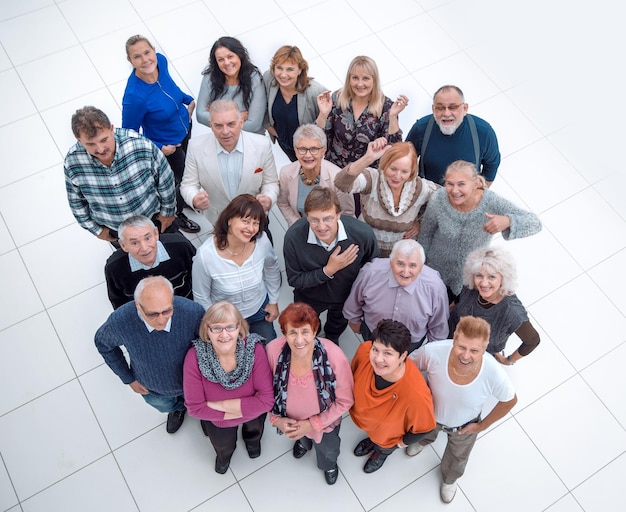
[180,100,278,227]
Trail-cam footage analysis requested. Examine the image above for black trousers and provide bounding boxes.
[298,423,342,471]
[165,125,192,215]
[202,413,266,464]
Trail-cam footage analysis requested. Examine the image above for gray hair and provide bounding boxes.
[209,99,241,116]
[462,246,518,296]
[118,215,156,242]
[389,239,425,264]
[293,123,326,148]
[133,276,174,303]
[433,84,465,102]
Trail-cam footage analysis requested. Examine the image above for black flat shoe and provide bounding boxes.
[215,457,230,474]
[246,443,261,459]
[177,212,200,233]
[166,410,185,434]
[353,438,375,457]
[292,439,308,459]
[324,464,339,485]
[363,451,388,474]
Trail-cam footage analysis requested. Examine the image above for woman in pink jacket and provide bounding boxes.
[266,302,354,485]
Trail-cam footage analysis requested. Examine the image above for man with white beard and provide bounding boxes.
[405,85,500,186]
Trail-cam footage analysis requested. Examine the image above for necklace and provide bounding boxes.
[451,362,479,377]
[299,167,320,186]
[225,243,247,256]
[477,295,492,306]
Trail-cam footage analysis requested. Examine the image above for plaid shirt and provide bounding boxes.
[64,128,176,236]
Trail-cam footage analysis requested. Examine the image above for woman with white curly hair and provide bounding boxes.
[448,246,540,365]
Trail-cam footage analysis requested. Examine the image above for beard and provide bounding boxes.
[436,118,459,136]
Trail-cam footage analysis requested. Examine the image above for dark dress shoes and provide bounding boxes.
[215,457,230,474]
[292,439,308,459]
[246,443,262,459]
[324,464,339,485]
[166,410,186,433]
[363,451,389,474]
[353,437,375,457]
[177,212,200,233]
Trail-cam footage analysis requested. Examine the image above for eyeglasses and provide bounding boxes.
[434,103,465,113]
[139,305,173,320]
[307,215,337,226]
[296,146,322,156]
[208,324,239,333]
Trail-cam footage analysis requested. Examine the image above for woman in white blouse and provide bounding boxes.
[192,194,281,343]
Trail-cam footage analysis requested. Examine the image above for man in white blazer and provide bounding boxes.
[180,100,278,227]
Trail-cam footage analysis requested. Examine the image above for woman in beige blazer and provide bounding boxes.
[277,124,354,227]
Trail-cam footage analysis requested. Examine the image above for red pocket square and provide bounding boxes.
[254,167,263,173]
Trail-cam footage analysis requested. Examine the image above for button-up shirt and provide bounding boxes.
[343,258,449,344]
[129,241,171,272]
[216,136,244,200]
[64,128,176,236]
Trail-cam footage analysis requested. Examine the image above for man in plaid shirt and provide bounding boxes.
[64,106,177,242]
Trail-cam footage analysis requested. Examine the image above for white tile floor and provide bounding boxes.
[0,0,624,511]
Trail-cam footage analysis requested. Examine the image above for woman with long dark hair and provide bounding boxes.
[192,194,281,342]
[196,36,266,134]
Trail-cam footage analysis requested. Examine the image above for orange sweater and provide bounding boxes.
[350,342,435,448]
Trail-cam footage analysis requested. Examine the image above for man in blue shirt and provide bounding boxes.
[406,85,501,186]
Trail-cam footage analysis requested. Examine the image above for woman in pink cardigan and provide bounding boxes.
[276,124,354,226]
[183,301,274,474]
[266,302,354,485]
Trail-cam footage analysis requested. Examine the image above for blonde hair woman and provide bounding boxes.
[316,56,408,169]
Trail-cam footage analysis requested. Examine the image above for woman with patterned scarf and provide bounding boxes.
[183,301,274,474]
[266,303,354,485]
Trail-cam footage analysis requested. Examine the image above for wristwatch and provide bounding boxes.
[506,356,515,366]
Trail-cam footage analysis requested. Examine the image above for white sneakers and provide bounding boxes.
[440,481,457,503]
[405,443,457,503]
[405,443,424,457]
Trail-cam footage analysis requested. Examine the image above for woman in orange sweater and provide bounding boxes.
[350,319,436,473]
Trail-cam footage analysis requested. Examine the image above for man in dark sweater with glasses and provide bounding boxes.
[95,276,204,433]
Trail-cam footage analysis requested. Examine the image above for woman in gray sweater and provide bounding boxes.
[418,160,541,302]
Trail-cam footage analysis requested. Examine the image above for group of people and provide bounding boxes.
[65,34,544,504]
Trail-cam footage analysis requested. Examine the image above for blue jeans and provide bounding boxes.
[142,393,186,414]
[246,295,277,344]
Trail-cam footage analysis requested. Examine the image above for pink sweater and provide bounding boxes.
[265,336,354,443]
[183,342,274,427]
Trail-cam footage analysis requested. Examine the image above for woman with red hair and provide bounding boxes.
[265,303,354,485]
[335,138,438,256]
